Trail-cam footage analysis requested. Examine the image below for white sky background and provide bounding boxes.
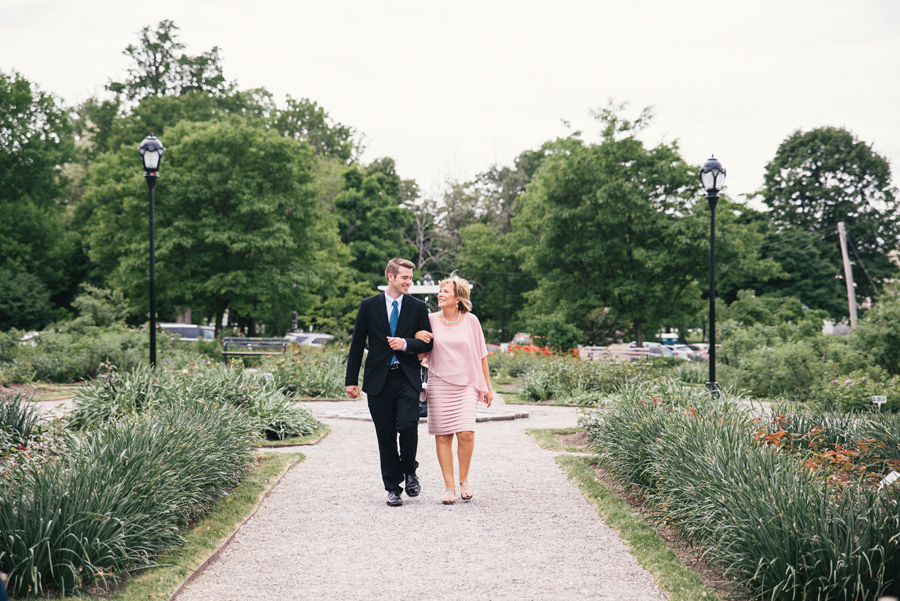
[2,0,899,204]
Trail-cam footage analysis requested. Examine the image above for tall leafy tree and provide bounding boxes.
[457,223,534,342]
[334,158,416,288]
[515,105,771,345]
[762,126,900,300]
[272,96,356,162]
[83,119,335,333]
[0,70,77,328]
[106,20,227,101]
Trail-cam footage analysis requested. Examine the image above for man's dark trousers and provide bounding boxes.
[345,293,432,493]
[367,365,421,492]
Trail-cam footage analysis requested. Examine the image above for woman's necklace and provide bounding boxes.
[439,309,462,325]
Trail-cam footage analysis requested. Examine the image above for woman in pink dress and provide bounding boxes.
[415,273,494,504]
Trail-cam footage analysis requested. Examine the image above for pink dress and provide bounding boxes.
[424,312,489,435]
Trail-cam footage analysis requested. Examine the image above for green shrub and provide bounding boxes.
[0,400,257,597]
[526,313,583,352]
[0,359,36,386]
[809,371,900,412]
[853,296,900,376]
[487,351,543,378]
[1,315,217,385]
[517,356,654,404]
[734,339,827,399]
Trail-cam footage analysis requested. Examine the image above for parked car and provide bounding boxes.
[285,332,334,348]
[284,332,313,345]
[688,343,709,361]
[628,341,661,348]
[159,323,216,341]
[648,345,684,360]
[671,345,695,361]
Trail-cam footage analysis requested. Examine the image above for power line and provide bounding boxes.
[848,238,879,296]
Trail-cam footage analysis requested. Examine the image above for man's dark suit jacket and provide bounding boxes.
[345,293,433,396]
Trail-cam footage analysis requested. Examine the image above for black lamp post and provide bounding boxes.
[139,133,165,367]
[699,156,725,394]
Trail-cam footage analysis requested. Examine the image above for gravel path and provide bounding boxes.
[174,392,665,601]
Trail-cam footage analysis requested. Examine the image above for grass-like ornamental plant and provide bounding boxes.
[71,363,323,440]
[583,381,900,600]
[0,390,43,442]
[265,346,348,398]
[0,400,257,597]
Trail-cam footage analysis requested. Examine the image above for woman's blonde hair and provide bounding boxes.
[439,271,473,313]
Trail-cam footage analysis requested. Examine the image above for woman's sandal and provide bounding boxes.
[460,481,473,501]
[442,489,456,505]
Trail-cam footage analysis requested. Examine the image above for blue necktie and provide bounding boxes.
[390,300,399,365]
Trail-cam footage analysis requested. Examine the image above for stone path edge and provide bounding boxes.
[256,426,331,448]
[167,453,305,601]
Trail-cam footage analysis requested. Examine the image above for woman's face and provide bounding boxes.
[437,284,458,311]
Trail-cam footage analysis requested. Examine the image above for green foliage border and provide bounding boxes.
[57,451,304,601]
[556,455,714,601]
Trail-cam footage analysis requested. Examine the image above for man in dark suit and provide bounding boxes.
[346,258,433,506]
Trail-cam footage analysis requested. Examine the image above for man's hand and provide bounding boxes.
[346,385,360,399]
[387,336,406,351]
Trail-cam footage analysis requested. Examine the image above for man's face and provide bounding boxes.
[387,266,413,297]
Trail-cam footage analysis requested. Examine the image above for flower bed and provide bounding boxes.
[0,393,258,597]
[582,382,900,600]
[70,362,323,440]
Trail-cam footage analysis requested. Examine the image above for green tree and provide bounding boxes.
[515,104,773,346]
[0,269,53,331]
[106,20,227,101]
[457,223,533,342]
[272,96,356,162]
[334,158,415,288]
[0,70,78,321]
[762,126,900,300]
[83,118,335,334]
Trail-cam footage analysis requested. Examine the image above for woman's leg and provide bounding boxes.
[435,434,456,491]
[456,430,475,484]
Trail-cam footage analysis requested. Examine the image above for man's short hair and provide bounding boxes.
[385,258,415,280]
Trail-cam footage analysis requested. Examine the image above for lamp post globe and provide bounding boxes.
[700,156,726,195]
[699,156,725,394]
[139,133,165,367]
[139,133,165,173]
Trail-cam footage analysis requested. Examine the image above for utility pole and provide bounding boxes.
[837,222,857,328]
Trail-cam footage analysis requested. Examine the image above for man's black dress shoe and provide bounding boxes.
[405,474,421,497]
[387,491,403,506]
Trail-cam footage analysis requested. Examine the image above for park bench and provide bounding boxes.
[222,337,288,362]
[580,345,649,362]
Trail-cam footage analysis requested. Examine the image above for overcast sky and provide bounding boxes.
[3,0,899,204]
